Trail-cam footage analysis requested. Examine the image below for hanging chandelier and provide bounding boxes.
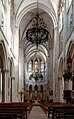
[29,72,43,82]
[26,0,49,47]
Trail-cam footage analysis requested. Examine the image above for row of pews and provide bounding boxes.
[40,102,74,119]
[0,102,32,119]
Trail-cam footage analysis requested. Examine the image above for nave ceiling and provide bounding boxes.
[13,0,60,63]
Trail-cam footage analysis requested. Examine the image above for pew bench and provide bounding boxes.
[24,102,32,113]
[0,102,32,119]
[40,102,49,116]
[48,104,74,119]
[40,102,74,119]
[23,102,33,117]
[40,102,63,116]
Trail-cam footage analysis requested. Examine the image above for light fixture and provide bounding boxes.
[29,72,43,82]
[26,0,49,47]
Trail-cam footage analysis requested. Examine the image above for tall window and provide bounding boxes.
[41,61,44,72]
[34,58,39,73]
[28,60,33,72]
[41,61,46,76]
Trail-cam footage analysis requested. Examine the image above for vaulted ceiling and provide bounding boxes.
[14,0,60,62]
[14,0,60,15]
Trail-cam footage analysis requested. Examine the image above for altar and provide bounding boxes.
[32,100,40,106]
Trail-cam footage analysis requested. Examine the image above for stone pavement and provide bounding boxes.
[28,106,48,119]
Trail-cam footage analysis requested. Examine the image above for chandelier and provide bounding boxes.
[26,0,49,47]
[29,72,43,82]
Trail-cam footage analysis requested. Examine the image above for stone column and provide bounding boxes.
[10,76,15,102]
[13,26,19,101]
[53,26,59,102]
[6,0,11,42]
[3,69,9,102]
[19,47,24,96]
[48,48,53,100]
[58,77,64,102]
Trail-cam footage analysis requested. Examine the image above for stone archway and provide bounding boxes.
[40,84,43,100]
[0,41,7,102]
[34,84,38,99]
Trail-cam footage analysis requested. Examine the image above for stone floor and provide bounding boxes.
[28,106,48,119]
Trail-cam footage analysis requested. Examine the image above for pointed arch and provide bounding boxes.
[16,1,57,28]
[0,40,7,102]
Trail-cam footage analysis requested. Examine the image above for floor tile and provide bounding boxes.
[28,106,48,119]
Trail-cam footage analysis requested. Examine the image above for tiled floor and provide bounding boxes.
[28,106,48,119]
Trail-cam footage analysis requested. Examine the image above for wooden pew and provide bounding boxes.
[40,102,48,115]
[51,105,74,119]
[0,102,33,119]
[23,102,33,117]
[40,102,74,119]
[40,102,62,117]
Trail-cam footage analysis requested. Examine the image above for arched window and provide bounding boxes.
[29,85,32,91]
[28,60,33,77]
[41,61,44,72]
[29,60,32,72]
[40,84,43,92]
[34,85,38,91]
[34,58,39,72]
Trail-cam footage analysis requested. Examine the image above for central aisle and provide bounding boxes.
[28,106,48,119]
